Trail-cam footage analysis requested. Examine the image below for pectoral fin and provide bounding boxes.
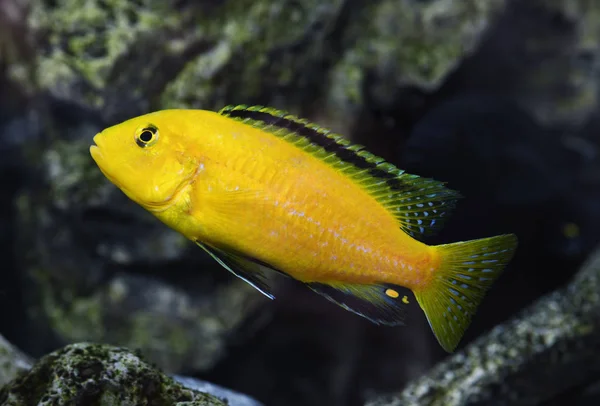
[195,241,276,299]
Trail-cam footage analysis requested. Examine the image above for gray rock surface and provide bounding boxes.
[19,0,506,131]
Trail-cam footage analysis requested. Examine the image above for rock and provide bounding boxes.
[0,337,263,406]
[13,105,270,373]
[20,0,506,132]
[438,0,600,129]
[0,342,229,405]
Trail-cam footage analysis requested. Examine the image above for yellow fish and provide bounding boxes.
[90,105,517,352]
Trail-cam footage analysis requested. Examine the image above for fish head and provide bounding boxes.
[90,111,199,212]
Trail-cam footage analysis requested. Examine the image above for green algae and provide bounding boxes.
[30,0,179,94]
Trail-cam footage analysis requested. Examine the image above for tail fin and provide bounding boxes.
[414,234,518,352]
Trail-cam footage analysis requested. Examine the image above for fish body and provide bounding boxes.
[90,105,517,352]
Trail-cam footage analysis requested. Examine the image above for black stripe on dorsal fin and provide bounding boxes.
[218,105,462,240]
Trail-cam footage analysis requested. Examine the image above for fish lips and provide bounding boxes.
[89,133,104,163]
[89,135,120,188]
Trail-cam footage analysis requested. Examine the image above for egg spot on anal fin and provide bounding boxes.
[305,282,409,326]
[402,295,409,304]
[385,288,399,298]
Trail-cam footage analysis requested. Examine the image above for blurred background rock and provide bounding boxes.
[1,0,600,405]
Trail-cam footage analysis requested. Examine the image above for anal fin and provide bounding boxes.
[195,241,276,299]
[306,282,411,325]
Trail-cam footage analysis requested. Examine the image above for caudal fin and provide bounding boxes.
[414,234,518,352]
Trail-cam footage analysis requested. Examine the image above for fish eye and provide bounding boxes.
[135,125,159,148]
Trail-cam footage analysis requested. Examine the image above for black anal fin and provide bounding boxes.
[306,282,411,325]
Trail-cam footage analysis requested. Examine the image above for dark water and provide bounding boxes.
[1,1,600,405]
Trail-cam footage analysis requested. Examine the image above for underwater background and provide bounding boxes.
[1,0,600,405]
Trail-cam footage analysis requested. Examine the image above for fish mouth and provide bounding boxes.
[90,133,120,187]
[90,135,118,185]
[89,134,124,195]
[90,133,104,164]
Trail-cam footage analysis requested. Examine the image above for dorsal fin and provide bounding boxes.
[218,105,462,239]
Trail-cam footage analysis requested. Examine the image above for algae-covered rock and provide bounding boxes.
[14,113,270,373]
[27,0,208,121]
[23,0,506,131]
[365,243,600,406]
[0,342,229,406]
[0,336,264,406]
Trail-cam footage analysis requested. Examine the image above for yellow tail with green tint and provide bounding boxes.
[414,234,518,352]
